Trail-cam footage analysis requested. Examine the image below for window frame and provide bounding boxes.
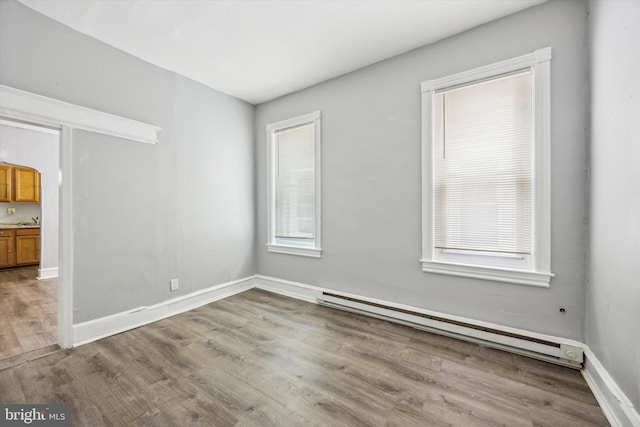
[266,111,322,258]
[420,47,554,287]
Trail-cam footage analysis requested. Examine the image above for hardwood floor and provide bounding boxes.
[0,266,57,361]
[0,289,608,426]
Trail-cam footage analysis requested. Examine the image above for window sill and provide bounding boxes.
[420,259,553,287]
[267,244,322,258]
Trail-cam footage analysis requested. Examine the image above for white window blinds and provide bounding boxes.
[274,123,315,244]
[433,70,532,255]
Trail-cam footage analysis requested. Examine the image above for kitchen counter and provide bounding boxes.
[0,222,41,229]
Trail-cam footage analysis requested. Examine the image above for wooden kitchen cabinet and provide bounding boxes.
[0,229,17,267]
[0,164,11,202]
[16,228,40,265]
[13,166,40,203]
[0,164,41,203]
[0,227,40,268]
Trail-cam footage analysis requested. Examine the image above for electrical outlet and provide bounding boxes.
[7,208,16,215]
[560,344,584,363]
[170,278,179,292]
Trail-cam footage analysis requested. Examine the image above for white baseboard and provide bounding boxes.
[582,347,640,427]
[72,276,254,346]
[253,275,323,303]
[255,275,581,347]
[69,273,639,427]
[253,275,639,427]
[37,267,59,280]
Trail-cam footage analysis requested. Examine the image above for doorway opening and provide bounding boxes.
[0,119,60,365]
[0,83,159,355]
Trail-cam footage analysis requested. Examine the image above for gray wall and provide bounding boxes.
[255,0,589,340]
[587,0,640,409]
[0,0,256,323]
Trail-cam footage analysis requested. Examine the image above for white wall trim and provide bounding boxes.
[253,275,323,303]
[0,118,60,135]
[58,126,73,348]
[266,244,322,258]
[421,47,552,92]
[37,267,59,280]
[420,259,553,287]
[73,276,254,346]
[582,347,640,427]
[0,85,160,144]
[67,274,638,427]
[254,276,640,423]
[73,273,583,356]
[254,275,581,348]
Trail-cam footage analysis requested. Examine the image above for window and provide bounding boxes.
[421,48,553,287]
[266,111,321,257]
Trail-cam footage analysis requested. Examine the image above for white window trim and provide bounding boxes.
[266,111,322,258]
[420,47,554,287]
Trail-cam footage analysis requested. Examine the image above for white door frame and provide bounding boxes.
[58,126,74,347]
[0,85,160,347]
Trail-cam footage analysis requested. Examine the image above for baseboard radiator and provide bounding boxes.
[317,292,584,369]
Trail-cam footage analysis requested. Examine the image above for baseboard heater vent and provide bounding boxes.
[318,292,583,369]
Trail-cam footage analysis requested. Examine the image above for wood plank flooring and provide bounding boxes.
[0,266,57,360]
[0,289,608,426]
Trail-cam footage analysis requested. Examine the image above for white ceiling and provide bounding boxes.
[18,0,547,105]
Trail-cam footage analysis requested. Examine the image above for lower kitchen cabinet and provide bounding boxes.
[0,229,16,267]
[0,228,40,268]
[16,228,40,265]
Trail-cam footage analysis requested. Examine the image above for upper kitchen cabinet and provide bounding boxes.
[0,164,11,202]
[13,166,41,203]
[0,164,41,203]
